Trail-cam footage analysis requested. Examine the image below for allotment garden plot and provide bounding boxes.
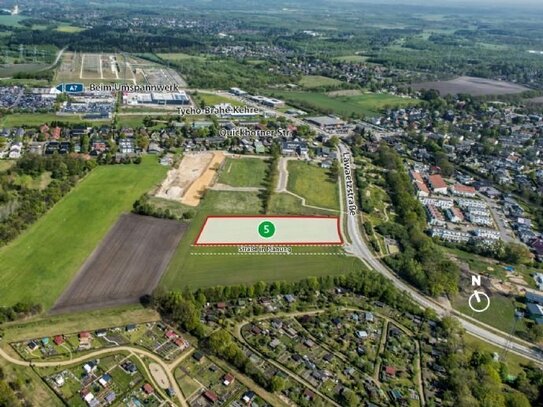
[52,214,187,314]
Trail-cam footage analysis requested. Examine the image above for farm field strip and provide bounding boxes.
[0,157,167,309]
[51,214,187,314]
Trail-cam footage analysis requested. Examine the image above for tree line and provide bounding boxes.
[261,143,280,213]
[0,154,95,247]
[372,145,460,296]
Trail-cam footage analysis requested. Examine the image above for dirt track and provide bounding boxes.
[51,214,186,314]
[181,152,225,206]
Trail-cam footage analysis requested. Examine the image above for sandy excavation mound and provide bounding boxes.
[155,151,225,206]
[155,152,215,200]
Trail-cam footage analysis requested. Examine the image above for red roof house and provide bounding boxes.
[385,366,397,376]
[143,383,154,395]
[165,330,177,340]
[51,127,62,140]
[451,184,476,197]
[203,390,219,403]
[223,373,235,386]
[428,174,447,193]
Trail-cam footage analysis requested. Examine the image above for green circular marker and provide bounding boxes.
[258,221,276,239]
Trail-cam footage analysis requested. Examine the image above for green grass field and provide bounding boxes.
[196,92,244,107]
[0,113,109,127]
[157,53,207,62]
[272,90,419,117]
[0,15,25,27]
[148,196,195,219]
[463,334,529,376]
[267,192,334,216]
[453,294,527,335]
[0,160,15,172]
[0,78,50,87]
[218,157,269,187]
[299,75,343,89]
[287,160,339,210]
[444,246,506,279]
[1,306,159,343]
[160,190,358,291]
[31,24,49,31]
[0,156,167,309]
[0,63,49,78]
[0,355,62,406]
[115,114,168,128]
[333,55,369,63]
[176,370,202,398]
[55,24,85,33]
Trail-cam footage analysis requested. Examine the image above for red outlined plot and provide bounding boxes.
[194,215,343,246]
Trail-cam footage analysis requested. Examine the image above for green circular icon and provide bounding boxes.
[258,221,276,239]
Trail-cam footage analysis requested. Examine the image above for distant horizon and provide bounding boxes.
[337,0,543,6]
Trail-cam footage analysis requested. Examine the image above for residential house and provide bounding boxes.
[281,141,308,157]
[427,174,448,194]
[450,184,476,197]
[410,170,430,197]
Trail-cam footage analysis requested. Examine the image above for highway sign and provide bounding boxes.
[56,83,85,93]
[64,83,85,93]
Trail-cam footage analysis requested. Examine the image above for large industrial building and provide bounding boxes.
[123,91,191,106]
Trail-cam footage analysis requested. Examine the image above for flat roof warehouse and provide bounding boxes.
[123,91,191,105]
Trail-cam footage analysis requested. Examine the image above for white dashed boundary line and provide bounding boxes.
[190,252,345,256]
[190,244,344,248]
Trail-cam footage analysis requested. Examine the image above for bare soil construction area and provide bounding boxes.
[411,76,529,96]
[155,152,225,207]
[51,214,186,314]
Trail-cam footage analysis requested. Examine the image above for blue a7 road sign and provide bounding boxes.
[56,83,85,93]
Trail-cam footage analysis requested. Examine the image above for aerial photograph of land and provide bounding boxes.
[1,0,543,406]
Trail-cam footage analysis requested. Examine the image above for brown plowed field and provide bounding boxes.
[51,214,186,314]
[412,76,529,96]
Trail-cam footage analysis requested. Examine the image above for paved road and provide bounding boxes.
[338,143,543,365]
[43,47,67,72]
[478,193,518,243]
